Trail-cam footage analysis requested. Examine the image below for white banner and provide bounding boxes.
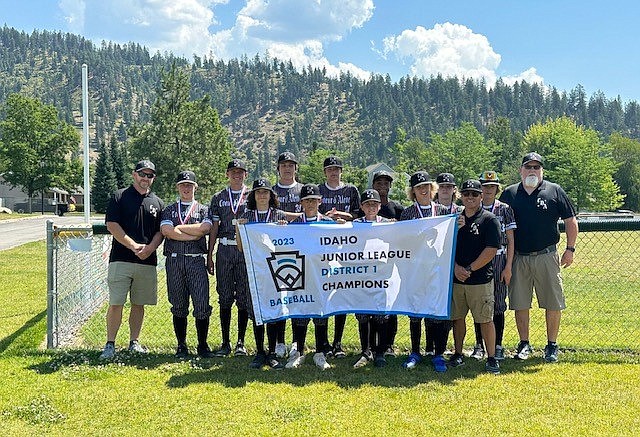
[239,215,457,325]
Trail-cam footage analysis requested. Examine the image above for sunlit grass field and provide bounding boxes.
[1,233,639,435]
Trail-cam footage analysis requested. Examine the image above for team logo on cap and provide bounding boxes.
[267,251,305,292]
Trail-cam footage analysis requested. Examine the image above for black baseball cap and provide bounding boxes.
[373,171,393,182]
[175,170,197,185]
[251,178,274,192]
[360,189,381,203]
[460,179,482,193]
[479,170,500,186]
[410,171,431,188]
[227,159,247,171]
[300,184,322,200]
[277,151,298,164]
[522,152,544,166]
[323,156,343,169]
[135,160,156,174]
[436,172,456,185]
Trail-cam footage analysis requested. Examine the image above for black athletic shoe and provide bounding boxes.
[332,342,346,359]
[250,352,267,369]
[448,352,465,368]
[197,345,216,359]
[374,354,387,368]
[213,343,232,357]
[267,353,284,370]
[175,344,190,358]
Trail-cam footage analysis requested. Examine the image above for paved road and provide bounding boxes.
[0,215,96,251]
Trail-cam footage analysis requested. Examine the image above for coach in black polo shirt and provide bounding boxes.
[450,180,501,374]
[100,160,165,360]
[500,152,578,363]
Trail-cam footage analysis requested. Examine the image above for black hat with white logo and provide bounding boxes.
[251,178,274,192]
[323,156,343,169]
[461,179,482,193]
[227,159,247,171]
[522,152,544,166]
[436,172,456,185]
[135,160,156,174]
[277,151,298,164]
[175,170,197,185]
[360,189,381,203]
[410,171,431,188]
[300,184,322,200]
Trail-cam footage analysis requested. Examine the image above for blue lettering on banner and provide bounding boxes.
[269,294,316,307]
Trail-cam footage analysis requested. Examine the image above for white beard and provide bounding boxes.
[524,175,539,188]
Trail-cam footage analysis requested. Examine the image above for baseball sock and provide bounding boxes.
[494,313,505,346]
[424,318,435,353]
[375,319,387,355]
[253,321,265,354]
[387,315,398,348]
[220,306,231,345]
[237,308,248,344]
[333,314,347,345]
[173,315,188,346]
[276,319,286,344]
[474,322,483,346]
[293,323,308,352]
[410,319,422,354]
[195,317,210,349]
[315,323,330,353]
[358,320,369,353]
[266,322,278,354]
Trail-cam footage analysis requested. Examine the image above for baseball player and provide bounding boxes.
[207,159,250,357]
[272,151,304,358]
[237,178,288,369]
[319,155,361,358]
[161,171,214,358]
[400,171,452,373]
[286,184,336,370]
[470,171,516,361]
[352,189,391,369]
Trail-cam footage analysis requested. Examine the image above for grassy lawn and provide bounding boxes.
[1,239,640,435]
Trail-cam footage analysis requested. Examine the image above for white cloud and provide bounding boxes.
[502,67,544,86]
[381,22,543,86]
[61,0,374,78]
[59,0,85,34]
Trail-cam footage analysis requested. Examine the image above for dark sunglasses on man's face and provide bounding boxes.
[461,191,480,198]
[137,171,155,179]
[523,165,542,170]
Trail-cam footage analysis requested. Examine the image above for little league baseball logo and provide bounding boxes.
[267,251,305,291]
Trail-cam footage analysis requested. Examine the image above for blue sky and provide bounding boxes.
[2,0,639,102]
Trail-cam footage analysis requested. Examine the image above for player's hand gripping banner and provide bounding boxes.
[238,216,457,325]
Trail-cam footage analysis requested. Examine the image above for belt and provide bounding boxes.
[516,244,556,256]
[495,248,506,256]
[170,253,203,257]
[219,237,237,246]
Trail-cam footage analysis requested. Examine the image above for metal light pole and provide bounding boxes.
[82,64,90,223]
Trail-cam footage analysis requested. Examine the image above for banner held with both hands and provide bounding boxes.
[238,215,457,325]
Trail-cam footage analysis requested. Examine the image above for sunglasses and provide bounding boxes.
[137,171,155,179]
[523,165,542,170]
[461,191,481,197]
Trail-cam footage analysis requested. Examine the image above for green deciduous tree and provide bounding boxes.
[129,63,231,201]
[610,132,640,211]
[425,122,498,183]
[523,117,623,211]
[0,94,80,211]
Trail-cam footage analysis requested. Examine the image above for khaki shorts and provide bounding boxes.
[108,261,158,306]
[451,281,494,323]
[509,252,566,310]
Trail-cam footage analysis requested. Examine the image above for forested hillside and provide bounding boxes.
[1,26,639,170]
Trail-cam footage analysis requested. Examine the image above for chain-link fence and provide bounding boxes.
[47,218,640,354]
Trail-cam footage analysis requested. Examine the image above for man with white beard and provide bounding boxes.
[500,152,578,363]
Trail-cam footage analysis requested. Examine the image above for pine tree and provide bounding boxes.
[91,140,118,213]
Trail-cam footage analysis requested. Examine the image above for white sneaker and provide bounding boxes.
[128,340,148,354]
[353,354,371,369]
[99,343,115,360]
[313,352,330,370]
[275,343,287,358]
[285,350,305,368]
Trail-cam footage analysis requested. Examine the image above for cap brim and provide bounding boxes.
[480,182,500,186]
[462,189,482,193]
[300,195,322,200]
[412,181,431,187]
[176,180,197,185]
[522,160,542,166]
[324,165,342,169]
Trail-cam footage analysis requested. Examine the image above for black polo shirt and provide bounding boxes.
[454,208,501,285]
[379,199,404,220]
[105,185,164,266]
[500,180,576,253]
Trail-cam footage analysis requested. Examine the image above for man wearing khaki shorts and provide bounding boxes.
[500,152,578,363]
[450,180,501,374]
[100,160,164,360]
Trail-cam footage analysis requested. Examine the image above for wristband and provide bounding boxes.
[566,246,575,253]
[465,265,473,273]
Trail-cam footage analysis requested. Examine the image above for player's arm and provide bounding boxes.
[161,223,200,241]
[175,221,212,237]
[502,228,515,285]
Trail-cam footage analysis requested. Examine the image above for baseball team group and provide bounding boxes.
[98,150,578,375]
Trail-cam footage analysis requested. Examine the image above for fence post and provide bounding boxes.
[46,219,55,348]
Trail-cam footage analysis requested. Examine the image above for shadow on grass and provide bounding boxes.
[0,310,46,354]
[26,347,639,389]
